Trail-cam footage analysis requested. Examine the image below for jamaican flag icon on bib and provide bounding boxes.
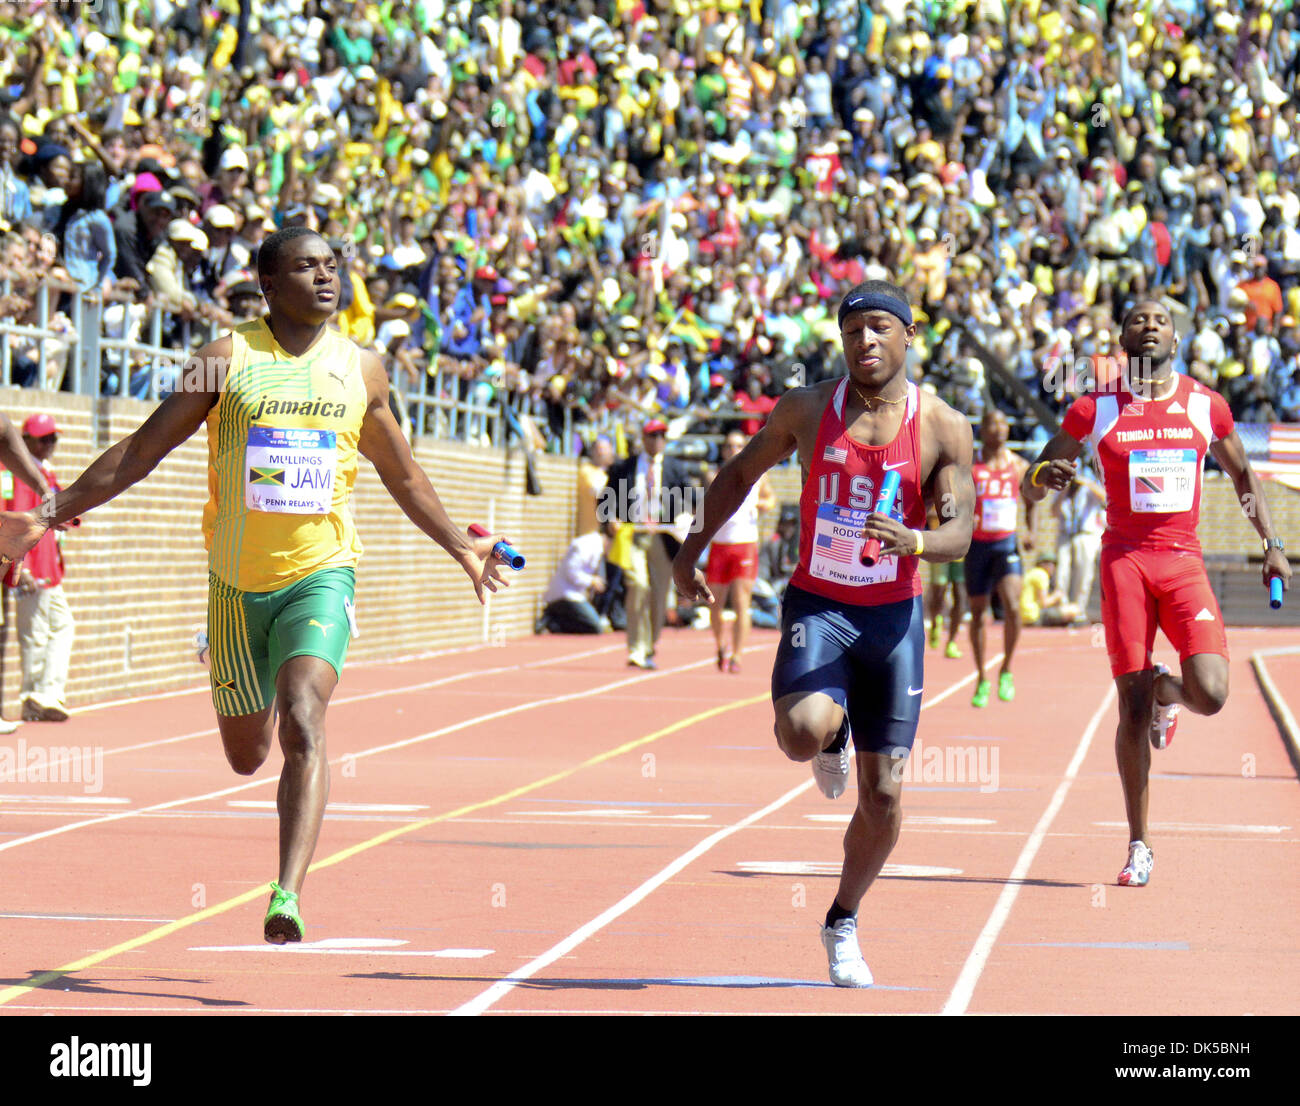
[250,467,286,486]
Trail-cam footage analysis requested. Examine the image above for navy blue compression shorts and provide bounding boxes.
[771,584,925,756]
[964,535,1021,598]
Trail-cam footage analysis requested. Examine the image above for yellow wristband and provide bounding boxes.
[1030,462,1047,488]
[912,529,925,556]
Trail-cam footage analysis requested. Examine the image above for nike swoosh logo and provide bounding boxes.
[907,686,923,696]
[882,461,908,471]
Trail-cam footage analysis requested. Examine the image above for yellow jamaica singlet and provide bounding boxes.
[203,319,368,592]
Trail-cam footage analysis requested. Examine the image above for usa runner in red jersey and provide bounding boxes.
[966,409,1037,708]
[674,280,974,988]
[1023,300,1291,889]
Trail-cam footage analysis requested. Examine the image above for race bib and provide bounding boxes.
[1128,448,1196,513]
[980,497,1018,533]
[808,503,899,587]
[245,427,337,514]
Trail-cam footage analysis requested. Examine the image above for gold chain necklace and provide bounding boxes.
[852,381,906,410]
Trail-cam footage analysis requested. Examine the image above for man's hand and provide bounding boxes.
[672,546,714,606]
[0,510,49,566]
[458,531,512,605]
[861,514,920,559]
[1031,458,1077,492]
[1264,547,1291,592]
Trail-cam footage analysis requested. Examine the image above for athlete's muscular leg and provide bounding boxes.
[1114,670,1154,843]
[968,593,990,681]
[833,751,903,914]
[1154,653,1229,717]
[997,573,1023,674]
[274,655,339,895]
[218,708,276,775]
[773,690,843,762]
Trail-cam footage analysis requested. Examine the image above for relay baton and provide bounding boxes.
[1270,576,1284,610]
[859,469,902,567]
[468,523,526,570]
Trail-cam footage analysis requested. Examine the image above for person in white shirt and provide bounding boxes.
[1053,466,1106,614]
[537,522,613,634]
[705,431,775,673]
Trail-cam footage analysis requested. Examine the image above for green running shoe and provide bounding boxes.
[945,641,962,659]
[998,671,1015,701]
[972,679,991,708]
[264,882,304,944]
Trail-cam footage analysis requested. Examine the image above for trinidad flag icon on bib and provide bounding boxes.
[1137,475,1164,494]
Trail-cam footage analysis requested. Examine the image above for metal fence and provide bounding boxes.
[3,282,781,461]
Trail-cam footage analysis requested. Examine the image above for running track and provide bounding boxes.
[0,624,1296,1016]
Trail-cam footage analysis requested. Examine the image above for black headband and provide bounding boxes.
[838,291,913,329]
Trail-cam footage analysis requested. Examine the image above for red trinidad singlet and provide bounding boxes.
[1062,373,1234,552]
[971,451,1021,541]
[788,378,927,607]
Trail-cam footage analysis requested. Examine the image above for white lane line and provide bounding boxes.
[227,801,428,813]
[450,780,814,1017]
[0,651,765,857]
[1092,821,1289,835]
[67,638,508,714]
[189,938,493,958]
[23,642,640,783]
[941,685,1116,1017]
[0,795,131,805]
[449,663,990,1017]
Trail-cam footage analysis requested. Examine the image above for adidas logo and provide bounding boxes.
[1167,401,1184,413]
[1194,607,1215,622]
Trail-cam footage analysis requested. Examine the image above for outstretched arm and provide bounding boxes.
[1210,430,1291,593]
[355,350,506,604]
[672,389,803,602]
[0,336,227,561]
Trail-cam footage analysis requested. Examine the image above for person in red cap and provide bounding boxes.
[3,414,77,721]
[601,419,696,669]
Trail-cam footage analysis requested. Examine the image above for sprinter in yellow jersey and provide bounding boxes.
[0,228,509,943]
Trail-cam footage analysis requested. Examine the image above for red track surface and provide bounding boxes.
[0,624,1296,1016]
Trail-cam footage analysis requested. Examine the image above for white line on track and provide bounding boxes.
[21,643,629,783]
[68,638,512,715]
[941,685,1117,1016]
[449,660,994,1017]
[0,648,770,857]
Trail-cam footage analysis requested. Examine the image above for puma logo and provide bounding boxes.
[327,370,348,387]
[308,619,334,637]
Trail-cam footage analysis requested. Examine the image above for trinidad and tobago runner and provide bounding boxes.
[674,280,974,987]
[1023,299,1290,888]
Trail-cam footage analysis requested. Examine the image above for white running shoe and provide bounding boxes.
[1149,664,1180,750]
[1117,840,1154,887]
[0,717,19,734]
[811,718,851,800]
[820,917,874,987]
